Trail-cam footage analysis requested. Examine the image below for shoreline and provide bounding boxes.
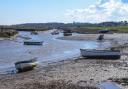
[0,56,128,89]
[0,32,128,89]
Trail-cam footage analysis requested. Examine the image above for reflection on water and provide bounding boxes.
[0,31,112,74]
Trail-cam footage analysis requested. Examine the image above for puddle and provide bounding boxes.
[99,82,122,89]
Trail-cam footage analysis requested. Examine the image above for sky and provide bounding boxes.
[0,0,128,25]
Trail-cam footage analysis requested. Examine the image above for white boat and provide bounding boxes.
[80,49,121,59]
[15,59,38,73]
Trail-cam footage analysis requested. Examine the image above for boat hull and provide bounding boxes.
[80,49,121,59]
[24,41,43,45]
[15,59,37,73]
[63,33,72,36]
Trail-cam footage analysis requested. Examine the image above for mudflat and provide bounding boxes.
[0,56,128,89]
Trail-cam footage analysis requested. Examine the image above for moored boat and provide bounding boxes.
[31,31,38,35]
[51,31,59,35]
[98,30,110,34]
[24,41,43,45]
[63,33,72,36]
[63,30,72,36]
[15,59,38,73]
[80,49,121,59]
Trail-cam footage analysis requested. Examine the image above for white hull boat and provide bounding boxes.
[15,59,37,73]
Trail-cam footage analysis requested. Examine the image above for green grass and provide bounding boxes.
[85,26,128,31]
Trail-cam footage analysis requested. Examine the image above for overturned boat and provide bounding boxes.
[80,49,121,59]
[15,59,38,73]
[24,41,43,45]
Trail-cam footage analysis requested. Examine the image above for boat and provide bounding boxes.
[51,31,59,35]
[63,32,72,36]
[63,30,72,36]
[98,30,110,34]
[15,59,38,73]
[31,31,38,35]
[24,41,43,45]
[80,49,121,59]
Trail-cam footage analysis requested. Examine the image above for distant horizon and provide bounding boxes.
[0,20,127,26]
[0,0,128,25]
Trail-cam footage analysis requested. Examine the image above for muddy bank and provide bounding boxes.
[58,33,128,43]
[0,79,100,89]
[0,55,128,89]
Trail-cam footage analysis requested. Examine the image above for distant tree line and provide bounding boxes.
[0,21,128,31]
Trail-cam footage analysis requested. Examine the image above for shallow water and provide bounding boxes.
[0,31,112,74]
[99,82,121,89]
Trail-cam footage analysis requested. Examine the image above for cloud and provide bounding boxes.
[66,0,128,23]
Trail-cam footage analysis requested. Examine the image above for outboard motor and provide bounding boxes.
[97,34,104,41]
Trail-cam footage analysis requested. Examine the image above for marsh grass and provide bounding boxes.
[0,29,18,37]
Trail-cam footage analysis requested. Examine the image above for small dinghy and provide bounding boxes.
[63,33,72,36]
[31,31,38,35]
[24,41,43,45]
[15,59,38,73]
[63,30,72,36]
[80,49,121,59]
[98,30,110,34]
[51,31,59,35]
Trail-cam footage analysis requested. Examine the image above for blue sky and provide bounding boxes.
[1,0,128,25]
[0,0,98,25]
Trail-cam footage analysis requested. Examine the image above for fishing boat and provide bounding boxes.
[24,41,43,45]
[80,49,121,59]
[15,59,38,73]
